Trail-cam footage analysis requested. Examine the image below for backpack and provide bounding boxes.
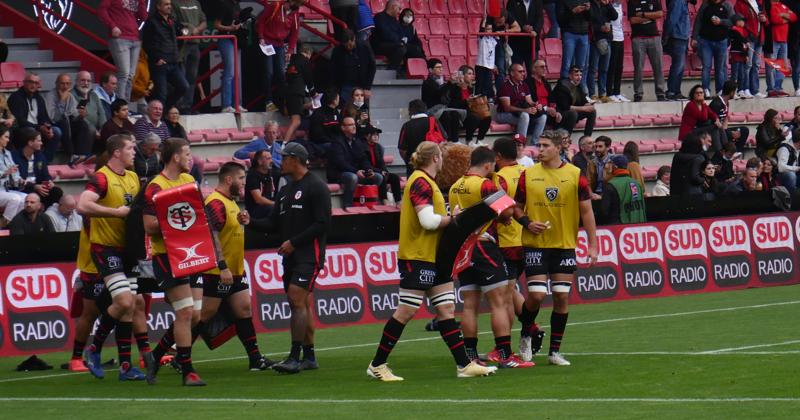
[424,116,445,143]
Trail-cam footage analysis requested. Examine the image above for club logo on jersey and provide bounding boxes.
[167,202,196,231]
[545,187,559,202]
[124,193,134,206]
[295,191,303,200]
[177,243,203,263]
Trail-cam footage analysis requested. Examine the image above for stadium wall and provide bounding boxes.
[0,212,798,356]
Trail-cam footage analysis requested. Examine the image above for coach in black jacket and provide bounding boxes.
[327,117,383,207]
[142,0,189,111]
[507,0,544,72]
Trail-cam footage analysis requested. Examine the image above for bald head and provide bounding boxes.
[24,193,42,215]
[58,195,76,216]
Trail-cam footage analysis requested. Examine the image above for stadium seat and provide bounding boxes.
[370,0,387,13]
[450,37,467,57]
[415,17,430,35]
[428,17,449,35]
[448,56,466,72]
[633,116,654,127]
[728,112,747,123]
[450,18,469,35]
[544,56,561,77]
[383,155,394,164]
[449,0,468,15]
[216,128,255,141]
[0,62,25,89]
[429,0,448,15]
[428,38,449,56]
[467,0,483,15]
[410,0,430,15]
[406,58,428,79]
[490,121,514,132]
[203,161,220,172]
[543,38,562,56]
[243,126,265,137]
[187,132,204,142]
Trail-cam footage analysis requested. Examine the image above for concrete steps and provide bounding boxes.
[0,27,80,93]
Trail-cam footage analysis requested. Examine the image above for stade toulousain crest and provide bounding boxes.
[34,0,151,34]
[167,201,197,231]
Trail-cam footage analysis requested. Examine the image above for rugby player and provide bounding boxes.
[512,131,598,365]
[366,141,497,381]
[449,146,532,368]
[244,143,331,374]
[67,218,100,372]
[491,137,544,358]
[77,134,144,380]
[142,137,206,386]
[193,162,273,370]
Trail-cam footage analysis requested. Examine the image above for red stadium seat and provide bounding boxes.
[328,184,342,193]
[406,58,428,79]
[428,17,449,35]
[543,38,562,56]
[450,37,467,57]
[243,126,265,137]
[429,0,448,15]
[0,62,25,89]
[448,56,466,71]
[415,17,430,34]
[429,38,449,56]
[410,0,430,15]
[217,128,255,141]
[449,0,468,15]
[467,0,483,15]
[370,0,387,13]
[469,37,478,57]
[450,18,469,35]
[544,56,561,77]
[468,17,482,33]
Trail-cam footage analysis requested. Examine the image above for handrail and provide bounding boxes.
[300,21,340,46]
[178,34,242,113]
[30,0,109,47]
[302,1,349,31]
[466,31,537,70]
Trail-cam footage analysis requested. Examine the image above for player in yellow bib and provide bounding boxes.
[367,141,496,381]
[66,219,101,372]
[512,130,598,366]
[77,134,145,381]
[449,146,532,369]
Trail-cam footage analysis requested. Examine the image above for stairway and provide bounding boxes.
[1,25,82,93]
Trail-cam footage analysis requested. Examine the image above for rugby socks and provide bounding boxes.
[234,317,261,361]
[152,324,175,361]
[549,312,569,355]
[135,332,151,353]
[464,337,479,361]
[176,346,195,375]
[518,305,539,337]
[115,321,133,371]
[438,318,470,368]
[289,341,302,361]
[190,321,206,343]
[91,313,116,351]
[372,317,405,366]
[302,345,315,361]
[495,335,512,360]
[72,340,85,360]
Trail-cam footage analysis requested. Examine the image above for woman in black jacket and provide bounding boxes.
[756,108,787,159]
[440,65,491,145]
[670,133,707,196]
[398,8,425,59]
[165,106,187,139]
[690,159,723,200]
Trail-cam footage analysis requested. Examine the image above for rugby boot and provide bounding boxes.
[272,358,302,374]
[119,365,146,381]
[182,371,207,386]
[531,327,546,356]
[498,354,535,368]
[68,358,88,372]
[367,363,404,382]
[170,357,183,374]
[143,352,159,385]
[483,348,502,363]
[548,352,571,366]
[456,360,498,378]
[249,355,278,371]
[84,345,104,379]
[299,359,319,371]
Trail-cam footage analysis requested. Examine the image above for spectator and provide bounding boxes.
[761,157,779,191]
[485,11,520,94]
[97,0,148,101]
[283,43,315,143]
[651,165,671,196]
[711,141,738,184]
[94,72,118,120]
[756,108,787,158]
[724,166,760,194]
[372,0,415,73]
[776,128,800,192]
[330,0,359,41]
[72,71,107,143]
[590,135,613,197]
[12,128,61,208]
[623,141,646,193]
[507,0,543,73]
[557,1,592,92]
[496,63,545,144]
[99,99,135,145]
[664,0,692,100]
[44,194,82,232]
[514,134,536,167]
[234,120,283,187]
[398,8,425,60]
[245,149,275,218]
[734,0,767,99]
[362,125,401,205]
[709,80,749,154]
[572,135,595,175]
[142,0,190,112]
[133,99,169,143]
[607,0,629,102]
[421,58,446,112]
[587,0,618,102]
[134,132,162,183]
[356,0,375,43]
[543,0,560,38]
[690,160,724,199]
[551,65,597,136]
[669,133,706,196]
[783,105,800,135]
[398,99,445,174]
[729,15,750,96]
[628,0,667,101]
[257,0,302,112]
[785,0,800,96]
[0,127,24,229]
[342,87,371,136]
[440,66,491,146]
[766,0,796,97]
[173,0,206,112]
[331,29,376,103]
[327,117,382,207]
[44,74,93,166]
[207,0,246,113]
[692,0,734,98]
[308,89,341,156]
[7,73,62,163]
[678,85,722,151]
[475,18,500,99]
[600,154,647,224]
[0,93,15,128]
[525,59,562,144]
[558,129,575,162]
[9,193,54,235]
[165,106,187,138]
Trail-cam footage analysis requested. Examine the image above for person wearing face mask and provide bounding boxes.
[342,87,371,137]
[372,0,418,73]
[331,29,376,104]
[550,66,596,136]
[398,8,425,59]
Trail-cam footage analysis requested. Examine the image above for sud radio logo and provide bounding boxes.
[708,219,752,287]
[752,216,795,283]
[619,226,665,296]
[4,268,70,350]
[314,248,365,325]
[664,223,709,291]
[575,229,620,300]
[364,245,401,319]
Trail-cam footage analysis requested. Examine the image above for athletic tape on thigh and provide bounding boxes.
[105,274,131,298]
[551,281,572,294]
[527,280,548,293]
[398,291,423,309]
[172,297,194,311]
[193,299,203,311]
[481,281,507,294]
[430,291,456,307]
[128,278,138,295]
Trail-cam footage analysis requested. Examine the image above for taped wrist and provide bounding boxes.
[516,216,531,228]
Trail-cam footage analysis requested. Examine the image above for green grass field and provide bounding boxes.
[1,285,799,419]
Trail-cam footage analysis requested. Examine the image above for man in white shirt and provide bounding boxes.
[45,194,82,232]
[776,130,800,193]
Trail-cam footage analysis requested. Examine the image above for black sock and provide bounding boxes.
[190,321,206,344]
[152,324,175,361]
[72,340,85,359]
[464,337,479,361]
[495,335,512,360]
[549,312,569,355]
[372,317,406,366]
[518,305,539,336]
[234,317,261,361]
[91,313,116,350]
[438,318,470,368]
[289,341,302,361]
[135,332,150,353]
[176,346,194,375]
[302,345,315,361]
[115,321,132,370]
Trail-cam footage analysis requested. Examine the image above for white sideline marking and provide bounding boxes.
[0,299,798,384]
[566,351,800,356]
[0,397,798,404]
[698,340,800,354]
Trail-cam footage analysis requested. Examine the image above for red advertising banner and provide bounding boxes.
[1,213,799,357]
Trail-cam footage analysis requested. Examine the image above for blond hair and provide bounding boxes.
[411,141,440,169]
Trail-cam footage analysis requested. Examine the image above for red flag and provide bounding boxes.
[764,57,792,76]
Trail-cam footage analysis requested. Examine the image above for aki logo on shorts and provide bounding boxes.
[545,187,559,202]
[167,202,197,231]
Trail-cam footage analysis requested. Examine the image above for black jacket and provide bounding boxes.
[327,134,372,182]
[398,116,446,162]
[441,83,470,110]
[558,0,592,35]
[286,53,314,97]
[525,76,553,105]
[507,0,544,35]
[142,13,182,65]
[331,41,377,90]
[7,88,52,130]
[590,0,619,41]
[309,106,341,145]
[421,77,444,109]
[550,78,589,113]
[669,151,705,196]
[363,139,388,172]
[9,212,54,236]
